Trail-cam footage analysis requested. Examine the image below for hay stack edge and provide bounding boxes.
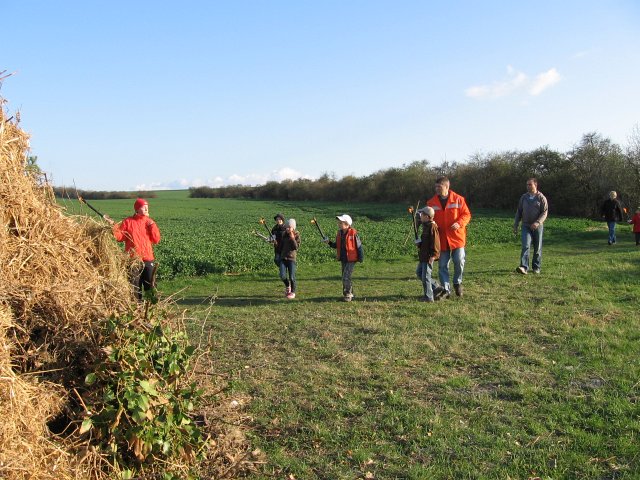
[0,94,136,477]
[0,90,260,479]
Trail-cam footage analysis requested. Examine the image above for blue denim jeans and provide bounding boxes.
[279,259,297,292]
[438,248,465,293]
[607,221,617,244]
[416,261,435,300]
[520,224,543,272]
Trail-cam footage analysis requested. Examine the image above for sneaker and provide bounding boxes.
[453,283,463,297]
[532,269,540,274]
[343,293,353,302]
[516,266,527,275]
[420,296,435,303]
[285,285,291,295]
[286,292,296,299]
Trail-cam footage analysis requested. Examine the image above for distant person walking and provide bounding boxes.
[628,207,640,246]
[514,178,548,274]
[105,198,161,300]
[600,191,624,245]
[324,214,364,302]
[414,206,442,302]
[426,176,471,298]
[278,218,300,299]
[271,213,287,266]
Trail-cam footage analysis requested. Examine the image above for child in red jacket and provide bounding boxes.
[105,198,161,299]
[628,207,640,246]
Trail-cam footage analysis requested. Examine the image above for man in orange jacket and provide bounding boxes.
[105,198,161,300]
[426,177,471,298]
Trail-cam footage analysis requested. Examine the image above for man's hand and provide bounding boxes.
[104,214,115,226]
[531,222,539,231]
[513,226,518,235]
[451,222,460,230]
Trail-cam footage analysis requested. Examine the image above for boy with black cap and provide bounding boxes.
[271,213,287,266]
[323,214,364,301]
[105,198,161,300]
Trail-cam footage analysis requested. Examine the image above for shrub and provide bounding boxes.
[82,311,206,478]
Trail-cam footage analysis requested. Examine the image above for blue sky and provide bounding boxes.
[2,1,639,191]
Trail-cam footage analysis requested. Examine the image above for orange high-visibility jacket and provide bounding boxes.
[426,190,471,251]
[335,227,360,262]
[112,214,161,261]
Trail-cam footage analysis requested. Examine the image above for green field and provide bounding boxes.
[63,191,640,479]
[63,190,600,278]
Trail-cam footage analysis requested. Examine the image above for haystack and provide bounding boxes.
[0,89,259,479]
[0,95,133,478]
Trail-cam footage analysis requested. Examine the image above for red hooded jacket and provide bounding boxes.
[112,214,161,261]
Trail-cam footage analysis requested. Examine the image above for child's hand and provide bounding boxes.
[322,237,329,243]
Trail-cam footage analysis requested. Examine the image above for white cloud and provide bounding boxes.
[465,65,561,100]
[529,68,561,95]
[134,167,315,191]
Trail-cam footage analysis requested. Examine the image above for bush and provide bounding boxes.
[82,311,206,478]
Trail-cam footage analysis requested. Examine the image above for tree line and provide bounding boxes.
[52,186,156,201]
[190,131,640,218]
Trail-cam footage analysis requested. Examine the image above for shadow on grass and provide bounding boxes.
[175,296,276,306]
[175,293,421,306]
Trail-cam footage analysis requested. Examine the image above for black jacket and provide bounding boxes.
[601,198,623,222]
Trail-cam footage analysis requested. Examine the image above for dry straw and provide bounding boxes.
[0,93,257,479]
[0,94,133,479]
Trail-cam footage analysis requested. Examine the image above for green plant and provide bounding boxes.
[82,312,206,476]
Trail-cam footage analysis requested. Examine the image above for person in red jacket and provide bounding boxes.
[628,207,640,246]
[105,198,161,300]
[426,176,471,298]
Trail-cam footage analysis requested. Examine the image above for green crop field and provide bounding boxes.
[62,190,640,479]
[62,190,600,279]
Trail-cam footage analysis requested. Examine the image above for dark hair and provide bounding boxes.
[527,178,538,186]
[435,176,450,185]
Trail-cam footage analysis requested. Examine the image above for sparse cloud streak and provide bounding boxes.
[135,167,315,191]
[465,66,562,100]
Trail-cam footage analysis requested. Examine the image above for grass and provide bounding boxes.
[161,225,640,479]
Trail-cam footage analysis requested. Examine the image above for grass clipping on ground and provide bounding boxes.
[0,97,257,478]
